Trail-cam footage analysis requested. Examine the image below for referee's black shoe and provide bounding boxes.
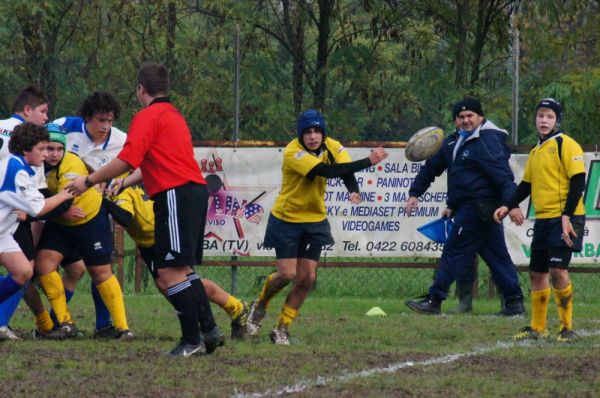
[203,326,225,354]
[405,294,442,315]
[168,340,207,357]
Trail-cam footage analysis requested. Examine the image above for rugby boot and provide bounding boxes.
[0,326,21,341]
[231,301,249,340]
[167,340,207,357]
[246,301,266,336]
[556,328,580,343]
[33,327,68,340]
[115,328,135,341]
[269,324,290,346]
[203,326,225,354]
[512,326,549,341]
[59,321,80,338]
[93,325,118,340]
[405,294,442,315]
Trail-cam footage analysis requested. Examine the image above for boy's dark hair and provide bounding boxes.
[137,64,169,96]
[12,86,49,114]
[77,91,121,120]
[9,123,50,155]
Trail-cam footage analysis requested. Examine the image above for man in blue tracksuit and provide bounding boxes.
[404,98,524,315]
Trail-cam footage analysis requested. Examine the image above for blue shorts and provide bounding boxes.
[263,214,333,261]
[37,208,113,266]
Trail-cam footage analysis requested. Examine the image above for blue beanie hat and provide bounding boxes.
[297,109,327,138]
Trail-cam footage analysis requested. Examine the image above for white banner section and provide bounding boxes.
[195,147,599,264]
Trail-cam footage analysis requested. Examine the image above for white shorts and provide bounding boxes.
[0,234,23,254]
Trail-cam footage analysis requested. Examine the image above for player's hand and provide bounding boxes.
[508,208,524,226]
[349,192,361,204]
[65,176,88,196]
[58,188,76,201]
[106,178,125,197]
[368,147,388,165]
[13,210,27,222]
[62,206,85,221]
[404,196,419,217]
[442,207,454,218]
[561,215,576,248]
[493,206,509,224]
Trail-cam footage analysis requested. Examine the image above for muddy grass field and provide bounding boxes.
[2,294,600,397]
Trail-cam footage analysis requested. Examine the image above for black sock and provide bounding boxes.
[167,280,201,345]
[187,272,217,333]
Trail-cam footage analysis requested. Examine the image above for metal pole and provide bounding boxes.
[231,24,241,295]
[511,4,520,145]
[234,23,241,141]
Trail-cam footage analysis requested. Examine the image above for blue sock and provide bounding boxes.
[0,275,23,304]
[0,276,25,326]
[50,288,74,327]
[92,283,112,330]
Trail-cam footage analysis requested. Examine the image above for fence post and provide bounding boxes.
[134,248,143,293]
[114,225,125,287]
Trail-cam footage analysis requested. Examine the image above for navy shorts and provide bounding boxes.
[263,214,333,261]
[530,215,585,271]
[153,182,208,269]
[13,221,34,261]
[37,208,113,266]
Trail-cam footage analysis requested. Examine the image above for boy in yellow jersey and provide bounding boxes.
[494,98,586,342]
[246,109,387,345]
[34,124,133,339]
[104,181,249,346]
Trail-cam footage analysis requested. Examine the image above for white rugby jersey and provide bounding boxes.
[0,155,45,236]
[54,116,127,171]
[0,115,47,189]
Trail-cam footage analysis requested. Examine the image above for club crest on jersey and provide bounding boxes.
[295,151,307,160]
[461,150,470,160]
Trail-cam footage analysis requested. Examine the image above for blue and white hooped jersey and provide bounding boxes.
[54,116,127,171]
[0,155,45,236]
[0,115,47,189]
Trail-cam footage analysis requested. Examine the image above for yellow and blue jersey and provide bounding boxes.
[271,137,352,223]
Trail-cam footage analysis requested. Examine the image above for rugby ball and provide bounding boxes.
[405,126,444,162]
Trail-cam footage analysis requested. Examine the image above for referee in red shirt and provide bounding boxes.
[68,64,220,357]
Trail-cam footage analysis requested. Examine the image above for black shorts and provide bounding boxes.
[13,221,34,261]
[529,216,585,272]
[263,214,333,261]
[139,245,158,279]
[153,182,208,269]
[37,208,112,266]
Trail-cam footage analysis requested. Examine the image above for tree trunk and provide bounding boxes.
[314,0,335,110]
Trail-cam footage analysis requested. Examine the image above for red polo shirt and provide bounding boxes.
[118,98,205,198]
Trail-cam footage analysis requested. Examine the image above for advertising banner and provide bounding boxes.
[195,147,599,264]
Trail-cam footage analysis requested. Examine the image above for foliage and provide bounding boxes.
[0,0,597,143]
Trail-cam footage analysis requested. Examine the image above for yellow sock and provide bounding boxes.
[35,310,54,333]
[223,295,244,319]
[96,275,129,330]
[276,304,299,328]
[257,272,286,310]
[553,283,573,331]
[530,288,551,332]
[38,272,70,325]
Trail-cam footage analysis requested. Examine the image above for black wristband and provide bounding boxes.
[85,175,94,188]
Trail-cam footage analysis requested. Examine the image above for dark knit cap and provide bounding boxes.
[297,109,327,138]
[452,98,484,119]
